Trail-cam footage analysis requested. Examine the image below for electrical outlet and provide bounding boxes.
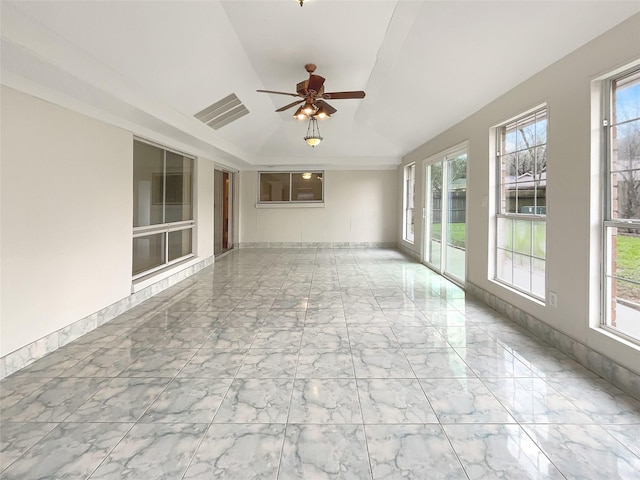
[549,291,558,308]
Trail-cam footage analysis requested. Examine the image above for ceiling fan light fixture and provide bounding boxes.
[293,106,307,120]
[303,103,316,116]
[313,104,331,119]
[305,137,322,147]
[304,117,323,148]
[295,0,304,6]
[301,172,312,180]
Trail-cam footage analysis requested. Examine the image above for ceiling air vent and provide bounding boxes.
[194,93,249,130]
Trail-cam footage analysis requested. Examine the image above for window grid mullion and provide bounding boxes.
[162,150,167,225]
[511,219,515,286]
[607,274,640,288]
[494,107,547,301]
[601,64,640,342]
[289,173,293,202]
[529,219,533,291]
[257,171,324,204]
[132,139,195,278]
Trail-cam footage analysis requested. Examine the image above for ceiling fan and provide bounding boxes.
[257,64,366,120]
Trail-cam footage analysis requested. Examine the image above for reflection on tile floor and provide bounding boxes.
[1,248,639,479]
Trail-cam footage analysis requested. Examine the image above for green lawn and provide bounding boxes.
[430,226,639,289]
[616,235,640,302]
[431,223,466,248]
[433,221,546,254]
[617,235,640,282]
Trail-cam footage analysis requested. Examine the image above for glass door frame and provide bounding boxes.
[422,144,468,287]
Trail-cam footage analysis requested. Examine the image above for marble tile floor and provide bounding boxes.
[1,248,640,479]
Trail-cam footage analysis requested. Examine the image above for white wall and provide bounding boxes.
[239,170,397,245]
[197,157,215,260]
[1,86,132,355]
[398,14,640,374]
[1,86,217,357]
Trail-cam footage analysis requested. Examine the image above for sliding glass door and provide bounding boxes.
[424,148,467,285]
[426,162,443,270]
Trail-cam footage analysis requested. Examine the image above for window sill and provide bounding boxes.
[255,202,325,209]
[489,278,546,307]
[593,324,640,349]
[587,325,640,376]
[131,255,198,293]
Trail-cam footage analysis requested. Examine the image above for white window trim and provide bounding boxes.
[599,64,640,345]
[132,139,196,279]
[257,171,325,205]
[421,144,468,287]
[492,105,548,302]
[403,163,416,244]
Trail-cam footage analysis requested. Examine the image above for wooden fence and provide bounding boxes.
[431,191,466,224]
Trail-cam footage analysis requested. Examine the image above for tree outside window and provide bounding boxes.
[605,67,640,340]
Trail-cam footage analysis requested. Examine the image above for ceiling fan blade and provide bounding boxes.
[257,89,301,97]
[316,99,337,115]
[275,99,305,112]
[323,91,366,100]
[307,74,325,95]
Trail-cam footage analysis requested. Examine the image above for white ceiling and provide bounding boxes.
[2,1,639,170]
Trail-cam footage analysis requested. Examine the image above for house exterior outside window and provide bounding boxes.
[495,107,548,300]
[602,66,640,342]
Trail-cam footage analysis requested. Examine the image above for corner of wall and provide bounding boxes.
[1,256,214,379]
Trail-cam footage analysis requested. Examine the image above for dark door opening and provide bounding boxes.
[214,169,233,256]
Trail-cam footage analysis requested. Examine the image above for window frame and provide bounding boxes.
[494,106,548,302]
[132,139,196,280]
[601,65,640,343]
[403,163,416,244]
[257,171,324,204]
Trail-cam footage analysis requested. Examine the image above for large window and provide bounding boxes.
[258,171,323,203]
[133,140,194,278]
[403,163,416,243]
[495,107,547,300]
[603,66,640,341]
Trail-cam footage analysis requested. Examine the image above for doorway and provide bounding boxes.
[424,147,467,285]
[214,169,233,256]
